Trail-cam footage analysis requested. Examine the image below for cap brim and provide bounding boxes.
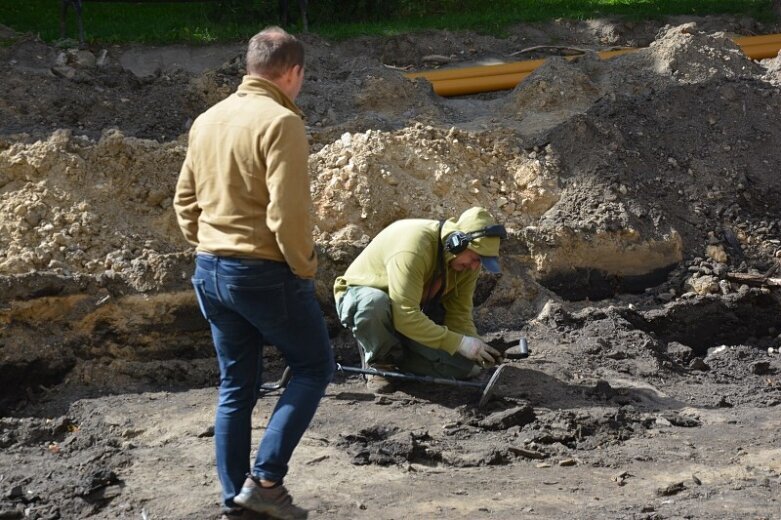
[480,256,501,273]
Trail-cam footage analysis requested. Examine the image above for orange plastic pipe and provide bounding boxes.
[739,41,781,59]
[430,72,532,97]
[409,33,781,96]
[406,48,636,82]
[734,34,781,46]
[406,58,547,81]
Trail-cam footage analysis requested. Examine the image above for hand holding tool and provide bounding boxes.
[458,336,502,365]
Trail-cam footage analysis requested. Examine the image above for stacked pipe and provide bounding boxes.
[406,33,781,97]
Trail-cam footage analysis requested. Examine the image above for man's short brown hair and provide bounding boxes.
[246,26,305,79]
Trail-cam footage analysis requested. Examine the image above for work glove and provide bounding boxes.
[457,336,501,366]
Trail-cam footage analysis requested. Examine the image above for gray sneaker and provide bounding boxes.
[233,478,308,520]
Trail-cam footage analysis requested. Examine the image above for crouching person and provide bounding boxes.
[334,207,505,393]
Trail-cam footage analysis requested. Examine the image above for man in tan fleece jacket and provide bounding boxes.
[174,27,333,520]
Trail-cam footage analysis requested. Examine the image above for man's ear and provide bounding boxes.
[282,65,302,85]
[285,64,300,77]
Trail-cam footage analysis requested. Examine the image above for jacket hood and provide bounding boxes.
[441,207,502,272]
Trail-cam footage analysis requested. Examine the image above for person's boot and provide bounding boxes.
[365,364,395,394]
[233,476,308,520]
[355,343,395,393]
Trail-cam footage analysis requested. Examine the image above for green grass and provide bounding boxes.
[0,0,775,44]
[322,0,776,39]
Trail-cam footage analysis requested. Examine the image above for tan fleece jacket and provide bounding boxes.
[174,76,317,278]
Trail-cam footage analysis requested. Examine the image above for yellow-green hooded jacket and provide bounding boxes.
[334,207,501,355]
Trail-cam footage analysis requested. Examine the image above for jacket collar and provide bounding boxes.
[238,75,304,117]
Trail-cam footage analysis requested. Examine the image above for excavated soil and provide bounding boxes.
[2,14,781,520]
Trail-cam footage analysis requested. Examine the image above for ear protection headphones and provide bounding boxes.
[444,224,507,254]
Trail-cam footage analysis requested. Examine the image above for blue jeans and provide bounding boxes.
[192,254,334,509]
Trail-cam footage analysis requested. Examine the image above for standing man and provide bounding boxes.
[174,27,333,520]
[334,207,504,393]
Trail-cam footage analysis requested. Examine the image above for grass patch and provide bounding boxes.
[320,0,776,39]
[0,0,775,44]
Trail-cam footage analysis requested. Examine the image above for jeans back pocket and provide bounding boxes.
[225,282,288,328]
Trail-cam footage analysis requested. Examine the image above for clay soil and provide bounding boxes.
[2,14,781,520]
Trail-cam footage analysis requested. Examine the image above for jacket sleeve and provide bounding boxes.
[442,271,479,337]
[386,252,462,354]
[263,113,317,278]
[173,142,201,246]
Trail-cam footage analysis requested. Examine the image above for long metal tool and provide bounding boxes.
[336,363,507,408]
[336,363,484,388]
[260,364,490,390]
[259,362,511,407]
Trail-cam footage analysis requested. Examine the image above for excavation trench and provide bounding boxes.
[538,264,677,301]
[636,292,781,355]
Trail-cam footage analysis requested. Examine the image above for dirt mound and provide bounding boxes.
[640,23,760,83]
[0,129,186,283]
[310,124,557,240]
[1,40,205,140]
[764,48,781,83]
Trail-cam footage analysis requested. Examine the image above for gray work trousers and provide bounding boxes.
[336,286,476,379]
